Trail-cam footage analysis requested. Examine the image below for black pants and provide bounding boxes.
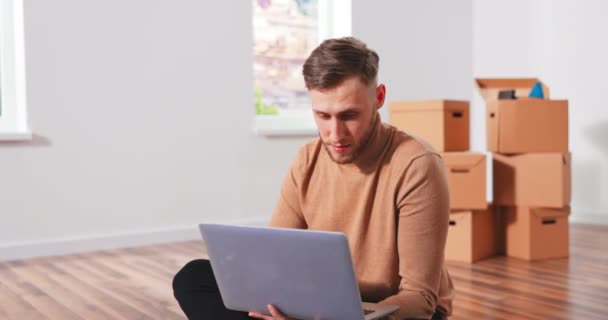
[173,259,250,320]
[173,259,446,320]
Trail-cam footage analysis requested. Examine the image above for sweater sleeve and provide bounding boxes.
[269,149,308,229]
[379,152,450,319]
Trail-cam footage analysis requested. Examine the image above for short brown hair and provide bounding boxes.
[302,37,379,90]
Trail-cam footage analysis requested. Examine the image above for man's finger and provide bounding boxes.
[267,304,286,319]
[248,311,273,320]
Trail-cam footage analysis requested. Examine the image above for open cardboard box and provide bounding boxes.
[476,78,568,153]
[440,152,487,210]
[493,152,571,207]
[389,100,469,152]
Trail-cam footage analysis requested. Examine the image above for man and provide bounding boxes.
[173,37,454,320]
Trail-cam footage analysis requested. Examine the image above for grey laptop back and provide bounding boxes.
[199,224,372,320]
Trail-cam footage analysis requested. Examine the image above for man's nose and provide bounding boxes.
[329,119,346,143]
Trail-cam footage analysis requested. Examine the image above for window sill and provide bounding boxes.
[0,130,33,141]
[253,114,318,137]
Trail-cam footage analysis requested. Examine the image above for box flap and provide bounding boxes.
[531,206,571,219]
[441,152,486,170]
[475,78,550,102]
[389,100,468,112]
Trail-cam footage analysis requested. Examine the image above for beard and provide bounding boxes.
[322,112,377,164]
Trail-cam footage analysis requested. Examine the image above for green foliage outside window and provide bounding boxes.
[255,89,279,115]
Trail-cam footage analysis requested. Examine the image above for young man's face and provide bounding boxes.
[310,76,386,164]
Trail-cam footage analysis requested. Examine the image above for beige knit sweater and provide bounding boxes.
[270,115,454,319]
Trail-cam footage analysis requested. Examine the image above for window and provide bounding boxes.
[0,0,30,140]
[253,0,351,136]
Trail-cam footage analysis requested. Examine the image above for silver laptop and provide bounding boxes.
[199,224,399,320]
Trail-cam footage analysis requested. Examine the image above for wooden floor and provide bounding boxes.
[0,223,606,320]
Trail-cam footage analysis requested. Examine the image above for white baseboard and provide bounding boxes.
[0,218,268,262]
[570,213,608,225]
[4,212,603,262]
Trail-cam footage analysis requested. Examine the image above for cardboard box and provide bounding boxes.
[493,153,571,207]
[476,78,568,153]
[389,100,469,152]
[476,78,550,101]
[486,98,568,153]
[440,152,487,210]
[445,207,497,263]
[500,206,570,260]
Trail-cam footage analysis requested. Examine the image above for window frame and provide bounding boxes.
[0,0,30,141]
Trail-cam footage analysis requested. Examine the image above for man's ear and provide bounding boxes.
[376,84,386,110]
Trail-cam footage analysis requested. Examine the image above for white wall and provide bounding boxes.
[353,1,473,120]
[7,0,602,261]
[0,0,309,261]
[473,0,608,224]
[0,1,475,261]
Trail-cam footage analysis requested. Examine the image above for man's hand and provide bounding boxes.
[248,304,301,320]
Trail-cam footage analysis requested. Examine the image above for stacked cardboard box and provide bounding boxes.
[389,100,496,263]
[476,78,571,260]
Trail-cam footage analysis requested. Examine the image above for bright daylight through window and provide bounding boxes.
[253,0,351,136]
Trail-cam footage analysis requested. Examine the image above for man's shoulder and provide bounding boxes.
[300,137,322,155]
[388,125,441,165]
[291,137,323,170]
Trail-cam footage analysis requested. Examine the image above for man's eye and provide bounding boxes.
[317,113,330,120]
[339,113,357,120]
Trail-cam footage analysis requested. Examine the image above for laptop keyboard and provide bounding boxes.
[363,309,375,315]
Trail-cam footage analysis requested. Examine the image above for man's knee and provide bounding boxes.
[173,259,213,298]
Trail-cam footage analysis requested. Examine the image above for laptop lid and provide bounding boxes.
[199,224,369,320]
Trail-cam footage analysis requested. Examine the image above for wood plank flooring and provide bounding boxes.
[0,223,606,319]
